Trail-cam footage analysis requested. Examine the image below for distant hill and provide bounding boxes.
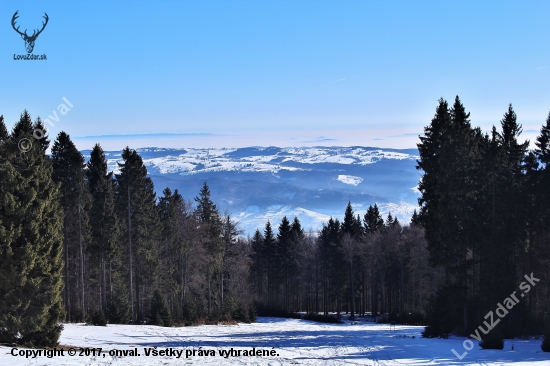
[81,146,421,235]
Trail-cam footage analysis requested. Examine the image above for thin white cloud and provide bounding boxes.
[536,66,549,70]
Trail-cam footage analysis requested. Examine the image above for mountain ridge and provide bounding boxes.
[81,146,421,235]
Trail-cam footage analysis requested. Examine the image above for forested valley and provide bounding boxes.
[1,96,549,350]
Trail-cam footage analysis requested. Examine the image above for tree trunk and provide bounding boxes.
[220,266,224,314]
[350,258,355,320]
[78,193,85,321]
[315,265,319,313]
[64,222,71,322]
[208,267,212,316]
[127,184,134,322]
[101,254,106,312]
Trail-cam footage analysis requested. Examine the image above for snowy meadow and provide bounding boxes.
[1,317,547,365]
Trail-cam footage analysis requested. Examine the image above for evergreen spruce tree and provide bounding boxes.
[410,209,421,226]
[534,112,550,226]
[250,229,265,300]
[106,276,131,324]
[342,202,355,234]
[32,117,49,152]
[116,147,160,322]
[220,213,241,316]
[0,115,8,143]
[535,111,550,167]
[318,217,345,316]
[11,110,33,137]
[276,216,293,311]
[466,105,529,338]
[417,98,452,268]
[195,182,220,224]
[194,182,223,318]
[290,217,305,243]
[520,149,542,334]
[385,212,395,227]
[342,202,362,237]
[0,113,64,346]
[533,116,550,327]
[158,188,201,322]
[417,97,488,336]
[341,203,361,320]
[90,308,107,326]
[392,216,399,227]
[263,221,276,309]
[288,216,305,312]
[86,144,120,312]
[453,96,483,332]
[149,290,173,327]
[363,204,384,234]
[51,132,90,322]
[182,296,198,325]
[157,188,180,317]
[497,104,529,170]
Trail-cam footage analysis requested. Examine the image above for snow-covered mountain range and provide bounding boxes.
[82,146,422,236]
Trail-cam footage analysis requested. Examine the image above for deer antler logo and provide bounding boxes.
[12,11,49,54]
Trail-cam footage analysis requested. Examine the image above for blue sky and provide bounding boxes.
[1,1,549,150]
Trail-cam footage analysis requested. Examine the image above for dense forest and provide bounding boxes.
[418,97,550,349]
[0,97,549,351]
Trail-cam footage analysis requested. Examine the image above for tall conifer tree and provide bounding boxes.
[263,221,276,307]
[0,115,8,143]
[194,182,223,317]
[86,144,119,313]
[363,204,384,234]
[116,147,159,322]
[250,229,265,299]
[0,112,64,346]
[276,216,292,310]
[535,112,550,167]
[32,117,49,152]
[418,97,482,335]
[51,132,90,322]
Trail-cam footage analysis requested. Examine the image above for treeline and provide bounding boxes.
[249,205,439,323]
[3,98,549,349]
[0,110,438,349]
[417,97,550,347]
[0,111,253,347]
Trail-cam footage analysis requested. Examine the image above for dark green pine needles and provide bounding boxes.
[0,111,65,347]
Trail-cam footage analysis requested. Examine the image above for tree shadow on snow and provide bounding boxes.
[107,326,548,364]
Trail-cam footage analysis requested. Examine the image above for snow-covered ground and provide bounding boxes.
[1,317,548,365]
